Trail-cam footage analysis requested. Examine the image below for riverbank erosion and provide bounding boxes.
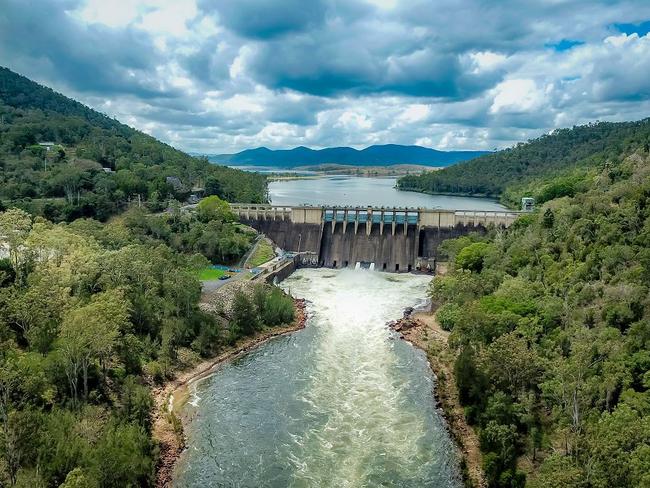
[152,289,308,488]
[390,311,486,488]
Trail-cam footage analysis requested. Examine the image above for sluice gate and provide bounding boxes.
[231,204,522,272]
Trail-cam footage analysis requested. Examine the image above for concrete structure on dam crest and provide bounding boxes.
[231,204,522,272]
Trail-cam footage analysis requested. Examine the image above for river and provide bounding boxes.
[268,175,506,210]
[173,269,462,487]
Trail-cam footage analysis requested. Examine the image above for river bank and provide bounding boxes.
[152,298,308,488]
[391,311,486,488]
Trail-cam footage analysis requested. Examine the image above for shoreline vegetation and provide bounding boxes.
[390,310,486,488]
[265,163,440,180]
[153,298,308,488]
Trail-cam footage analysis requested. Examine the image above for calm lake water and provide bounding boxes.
[268,176,506,210]
[173,269,462,488]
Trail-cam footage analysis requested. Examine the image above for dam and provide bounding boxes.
[232,204,522,272]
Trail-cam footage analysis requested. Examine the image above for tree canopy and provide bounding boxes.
[431,149,650,487]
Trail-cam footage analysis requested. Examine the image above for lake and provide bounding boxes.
[268,176,506,210]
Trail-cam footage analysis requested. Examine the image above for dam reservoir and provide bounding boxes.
[268,175,507,210]
[173,269,463,487]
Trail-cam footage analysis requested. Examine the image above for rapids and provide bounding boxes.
[173,269,462,487]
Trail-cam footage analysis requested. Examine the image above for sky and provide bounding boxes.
[1,0,650,154]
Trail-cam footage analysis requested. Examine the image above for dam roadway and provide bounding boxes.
[232,204,522,272]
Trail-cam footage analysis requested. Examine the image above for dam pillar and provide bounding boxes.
[366,208,372,236]
[380,210,385,236]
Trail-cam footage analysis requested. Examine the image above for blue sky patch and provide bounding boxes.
[613,20,650,36]
[545,39,585,51]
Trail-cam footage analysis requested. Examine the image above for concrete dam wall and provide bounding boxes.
[234,205,522,272]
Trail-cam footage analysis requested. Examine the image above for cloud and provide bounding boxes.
[198,0,328,39]
[0,0,650,153]
[0,0,177,98]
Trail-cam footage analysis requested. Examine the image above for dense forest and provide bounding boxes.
[0,200,294,487]
[0,66,290,488]
[432,146,650,486]
[397,119,650,206]
[0,67,267,221]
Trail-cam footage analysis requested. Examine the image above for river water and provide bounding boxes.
[269,176,506,210]
[173,269,462,487]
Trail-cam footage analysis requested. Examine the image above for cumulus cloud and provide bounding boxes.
[1,0,650,153]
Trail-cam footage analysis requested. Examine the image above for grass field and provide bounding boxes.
[196,267,227,280]
[248,239,275,267]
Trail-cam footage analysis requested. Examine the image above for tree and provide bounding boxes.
[58,468,98,488]
[480,332,542,396]
[542,208,555,228]
[528,454,585,488]
[455,242,493,272]
[88,421,154,487]
[231,291,259,337]
[196,195,235,223]
[59,290,130,403]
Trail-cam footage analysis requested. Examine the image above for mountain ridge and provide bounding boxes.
[397,118,650,204]
[0,66,267,221]
[208,143,490,168]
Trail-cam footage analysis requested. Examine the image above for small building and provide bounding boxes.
[102,167,114,173]
[521,197,535,212]
[38,142,56,151]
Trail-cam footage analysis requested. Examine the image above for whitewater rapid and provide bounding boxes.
[173,269,461,487]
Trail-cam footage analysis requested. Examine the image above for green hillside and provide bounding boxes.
[430,146,650,486]
[397,119,650,206]
[0,67,266,221]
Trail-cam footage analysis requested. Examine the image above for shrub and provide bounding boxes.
[437,302,463,331]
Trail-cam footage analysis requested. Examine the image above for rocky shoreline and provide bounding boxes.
[153,298,308,488]
[389,310,486,488]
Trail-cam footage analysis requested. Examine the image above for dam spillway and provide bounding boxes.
[232,204,522,272]
[173,269,463,487]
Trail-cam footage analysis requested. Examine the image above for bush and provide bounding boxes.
[437,302,463,331]
[143,361,165,385]
[231,291,260,337]
[455,242,493,272]
[260,287,294,326]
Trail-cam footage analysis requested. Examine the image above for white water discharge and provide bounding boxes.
[174,269,461,487]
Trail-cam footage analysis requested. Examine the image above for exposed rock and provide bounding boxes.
[388,316,422,332]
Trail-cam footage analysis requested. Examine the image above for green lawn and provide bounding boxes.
[196,268,227,280]
[248,239,275,267]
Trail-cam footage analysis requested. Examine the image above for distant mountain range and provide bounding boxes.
[207,144,490,168]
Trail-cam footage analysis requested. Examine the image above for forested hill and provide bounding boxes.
[431,148,650,487]
[0,67,266,221]
[397,119,650,204]
[210,144,490,168]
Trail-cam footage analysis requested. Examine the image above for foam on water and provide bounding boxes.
[173,269,461,488]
